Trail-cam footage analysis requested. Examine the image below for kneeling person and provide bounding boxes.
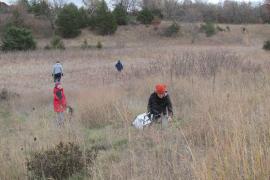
[147,84,173,122]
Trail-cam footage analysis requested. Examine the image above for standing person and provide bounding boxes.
[53,82,67,127]
[147,84,173,123]
[52,61,63,82]
[115,60,123,72]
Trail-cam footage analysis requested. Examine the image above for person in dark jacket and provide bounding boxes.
[147,84,173,121]
[115,60,123,72]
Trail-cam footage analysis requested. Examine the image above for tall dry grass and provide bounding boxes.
[74,50,270,179]
[1,47,270,179]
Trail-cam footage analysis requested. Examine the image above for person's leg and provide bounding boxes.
[56,112,64,127]
[54,73,61,82]
[58,73,62,82]
[56,112,61,127]
[161,115,168,128]
[54,74,57,82]
[59,112,64,126]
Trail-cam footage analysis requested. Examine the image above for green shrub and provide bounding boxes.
[96,12,117,35]
[26,142,98,180]
[97,41,102,49]
[78,7,90,28]
[1,26,36,51]
[94,0,117,35]
[151,9,163,19]
[113,3,128,25]
[56,3,81,38]
[81,39,91,49]
[49,35,65,49]
[163,22,180,37]
[200,22,216,37]
[28,0,50,17]
[263,40,270,50]
[137,8,154,25]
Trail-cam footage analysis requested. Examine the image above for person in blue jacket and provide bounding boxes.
[115,60,123,72]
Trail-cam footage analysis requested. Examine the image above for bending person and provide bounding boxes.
[147,84,173,122]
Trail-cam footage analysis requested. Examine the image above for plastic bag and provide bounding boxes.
[132,112,152,129]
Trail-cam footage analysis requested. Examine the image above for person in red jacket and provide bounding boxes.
[53,82,67,127]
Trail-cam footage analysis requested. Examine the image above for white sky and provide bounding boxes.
[1,0,264,7]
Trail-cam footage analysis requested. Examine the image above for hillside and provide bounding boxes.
[37,22,270,49]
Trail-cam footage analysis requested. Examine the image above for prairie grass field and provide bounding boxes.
[0,23,270,179]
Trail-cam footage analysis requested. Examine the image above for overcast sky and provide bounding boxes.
[1,0,264,7]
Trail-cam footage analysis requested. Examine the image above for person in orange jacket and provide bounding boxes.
[53,82,67,127]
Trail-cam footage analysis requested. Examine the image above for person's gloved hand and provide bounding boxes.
[62,73,64,76]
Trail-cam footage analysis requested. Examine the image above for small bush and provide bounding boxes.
[151,9,163,19]
[81,39,90,49]
[263,40,270,50]
[0,88,20,102]
[44,44,51,50]
[127,15,138,25]
[163,22,180,37]
[137,8,154,25]
[200,22,216,37]
[152,16,161,30]
[27,142,98,180]
[50,35,65,49]
[1,26,36,51]
[97,41,102,49]
[0,88,8,100]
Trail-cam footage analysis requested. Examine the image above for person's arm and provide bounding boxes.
[60,64,63,75]
[52,65,55,76]
[166,95,173,117]
[148,94,160,117]
[147,95,152,113]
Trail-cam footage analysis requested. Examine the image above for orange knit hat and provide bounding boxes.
[155,84,166,94]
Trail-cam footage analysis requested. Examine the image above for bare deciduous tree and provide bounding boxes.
[110,0,140,11]
[82,0,101,15]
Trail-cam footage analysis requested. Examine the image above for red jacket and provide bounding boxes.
[53,86,67,112]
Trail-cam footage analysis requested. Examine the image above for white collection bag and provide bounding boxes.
[132,112,152,129]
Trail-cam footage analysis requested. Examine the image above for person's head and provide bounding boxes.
[155,84,167,98]
[56,61,60,64]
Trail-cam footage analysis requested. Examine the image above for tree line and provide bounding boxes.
[1,0,270,51]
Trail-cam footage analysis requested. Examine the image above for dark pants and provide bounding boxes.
[54,73,62,82]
